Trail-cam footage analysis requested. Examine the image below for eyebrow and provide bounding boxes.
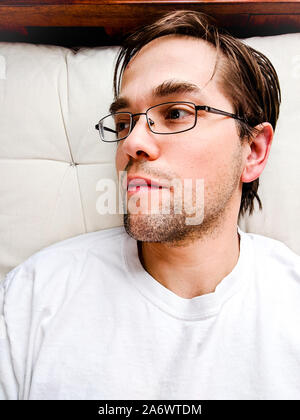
[109,97,130,114]
[153,79,202,97]
[109,79,203,114]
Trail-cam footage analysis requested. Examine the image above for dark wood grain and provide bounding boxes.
[0,1,299,46]
[0,0,299,4]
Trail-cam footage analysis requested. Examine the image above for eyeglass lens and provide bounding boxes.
[99,102,196,142]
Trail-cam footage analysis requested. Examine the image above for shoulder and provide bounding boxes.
[240,229,300,308]
[34,225,126,257]
[243,230,300,270]
[238,231,300,353]
[2,226,127,303]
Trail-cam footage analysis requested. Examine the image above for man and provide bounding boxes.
[1,10,300,400]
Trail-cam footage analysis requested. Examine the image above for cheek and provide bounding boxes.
[115,143,128,172]
[161,135,241,188]
[158,139,214,181]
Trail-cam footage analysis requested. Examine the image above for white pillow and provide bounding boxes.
[0,34,299,280]
[238,34,300,253]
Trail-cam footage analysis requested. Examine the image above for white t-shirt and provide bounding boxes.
[1,226,300,400]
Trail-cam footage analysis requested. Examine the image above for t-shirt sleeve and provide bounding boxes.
[0,265,34,400]
[0,276,16,399]
[0,247,84,400]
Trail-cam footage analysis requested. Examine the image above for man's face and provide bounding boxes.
[115,35,246,243]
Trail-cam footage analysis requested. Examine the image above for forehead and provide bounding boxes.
[120,35,222,102]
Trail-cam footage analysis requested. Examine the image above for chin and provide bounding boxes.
[123,213,202,244]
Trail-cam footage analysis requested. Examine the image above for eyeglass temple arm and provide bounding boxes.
[95,124,117,134]
[196,105,246,122]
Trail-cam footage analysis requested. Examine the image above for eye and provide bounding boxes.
[116,121,130,132]
[114,114,131,134]
[165,108,190,120]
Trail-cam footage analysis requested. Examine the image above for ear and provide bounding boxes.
[241,122,274,183]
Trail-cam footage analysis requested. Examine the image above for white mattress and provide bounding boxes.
[0,34,299,279]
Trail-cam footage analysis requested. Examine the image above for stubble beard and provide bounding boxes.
[124,195,231,246]
[123,147,243,246]
[124,212,197,244]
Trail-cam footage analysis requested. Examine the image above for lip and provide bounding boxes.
[126,175,169,193]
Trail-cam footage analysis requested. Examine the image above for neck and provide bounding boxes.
[138,223,240,299]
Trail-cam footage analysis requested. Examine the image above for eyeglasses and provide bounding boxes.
[95,101,246,143]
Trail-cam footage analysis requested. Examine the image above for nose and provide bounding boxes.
[121,114,160,161]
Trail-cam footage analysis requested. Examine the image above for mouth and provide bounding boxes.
[126,176,169,195]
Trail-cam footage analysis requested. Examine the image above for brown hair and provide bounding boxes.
[112,10,281,217]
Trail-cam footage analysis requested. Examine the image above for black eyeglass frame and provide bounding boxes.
[95,101,247,143]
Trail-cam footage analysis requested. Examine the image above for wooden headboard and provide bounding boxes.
[1,0,300,47]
